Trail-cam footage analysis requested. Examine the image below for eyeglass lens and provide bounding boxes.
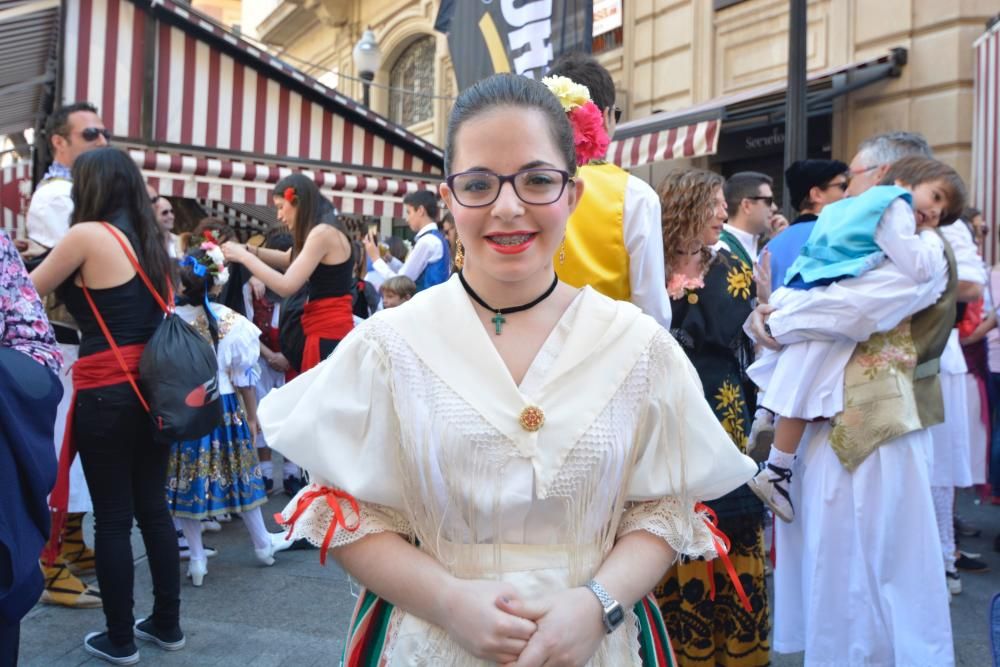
[449,169,568,207]
[614,106,622,123]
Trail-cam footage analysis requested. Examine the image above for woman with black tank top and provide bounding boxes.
[222,174,355,372]
[31,148,183,664]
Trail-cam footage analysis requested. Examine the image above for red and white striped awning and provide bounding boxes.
[608,119,720,170]
[134,146,437,219]
[974,18,999,266]
[54,0,442,222]
[609,51,905,171]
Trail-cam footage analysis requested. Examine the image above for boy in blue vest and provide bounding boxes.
[363,191,451,291]
[747,156,966,522]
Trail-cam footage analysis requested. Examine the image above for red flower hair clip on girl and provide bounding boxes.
[283,186,295,203]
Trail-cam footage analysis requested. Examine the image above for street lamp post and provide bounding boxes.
[353,27,382,108]
[784,0,808,216]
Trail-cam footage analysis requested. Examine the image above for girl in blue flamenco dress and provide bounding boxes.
[166,244,290,586]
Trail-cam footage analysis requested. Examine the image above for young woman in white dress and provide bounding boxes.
[259,73,755,666]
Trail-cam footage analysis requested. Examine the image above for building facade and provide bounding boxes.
[236,0,993,195]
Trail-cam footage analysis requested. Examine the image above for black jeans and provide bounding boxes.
[75,383,180,646]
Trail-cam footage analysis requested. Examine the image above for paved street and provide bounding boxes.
[20,490,999,666]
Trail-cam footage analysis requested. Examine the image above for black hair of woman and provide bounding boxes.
[273,173,352,261]
[71,147,173,300]
[177,247,221,348]
[444,72,577,176]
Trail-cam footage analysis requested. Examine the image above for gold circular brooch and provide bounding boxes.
[687,292,699,304]
[519,406,545,432]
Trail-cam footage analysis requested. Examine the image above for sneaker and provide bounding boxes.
[748,463,795,523]
[955,553,990,573]
[134,617,186,650]
[39,558,102,608]
[200,518,222,532]
[83,632,139,665]
[178,543,218,560]
[946,569,962,595]
[954,516,981,538]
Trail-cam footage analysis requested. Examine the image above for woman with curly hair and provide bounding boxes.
[655,168,769,667]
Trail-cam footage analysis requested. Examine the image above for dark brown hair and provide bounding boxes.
[273,173,340,257]
[658,168,726,272]
[879,156,967,226]
[70,147,172,300]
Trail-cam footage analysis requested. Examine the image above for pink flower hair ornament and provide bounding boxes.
[568,101,610,166]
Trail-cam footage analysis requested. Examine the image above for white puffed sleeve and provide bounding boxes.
[617,330,756,560]
[217,315,262,389]
[259,325,412,551]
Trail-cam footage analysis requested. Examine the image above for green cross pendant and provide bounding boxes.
[492,311,506,335]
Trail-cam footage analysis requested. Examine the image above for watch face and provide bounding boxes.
[605,603,625,631]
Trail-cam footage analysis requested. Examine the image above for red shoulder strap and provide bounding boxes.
[97,222,174,314]
[76,221,169,413]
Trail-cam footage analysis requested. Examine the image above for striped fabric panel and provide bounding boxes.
[341,590,676,666]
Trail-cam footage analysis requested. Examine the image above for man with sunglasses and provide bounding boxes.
[763,159,849,292]
[720,171,777,270]
[21,102,108,612]
[544,52,671,329]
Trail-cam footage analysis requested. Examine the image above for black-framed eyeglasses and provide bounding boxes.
[81,127,111,142]
[446,168,573,208]
[746,195,774,207]
[613,106,622,123]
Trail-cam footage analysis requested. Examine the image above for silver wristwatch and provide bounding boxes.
[585,579,625,634]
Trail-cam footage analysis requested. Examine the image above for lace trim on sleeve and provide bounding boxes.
[275,483,413,560]
[616,497,718,562]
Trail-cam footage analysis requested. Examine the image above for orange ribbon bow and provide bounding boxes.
[696,502,753,613]
[275,486,361,565]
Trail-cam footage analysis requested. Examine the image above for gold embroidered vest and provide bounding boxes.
[557,162,630,301]
[829,232,958,471]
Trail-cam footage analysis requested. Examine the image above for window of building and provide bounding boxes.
[389,36,435,127]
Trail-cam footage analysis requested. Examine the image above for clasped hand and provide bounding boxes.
[442,580,605,666]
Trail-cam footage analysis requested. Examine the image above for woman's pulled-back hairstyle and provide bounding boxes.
[177,247,220,347]
[879,156,967,226]
[273,173,354,260]
[658,168,726,272]
[71,147,172,301]
[444,73,576,175]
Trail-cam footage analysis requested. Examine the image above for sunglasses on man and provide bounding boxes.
[80,127,111,142]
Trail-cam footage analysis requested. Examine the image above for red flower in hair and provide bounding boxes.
[568,101,610,166]
[202,229,218,243]
[283,187,295,203]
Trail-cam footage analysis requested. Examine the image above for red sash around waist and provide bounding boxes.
[43,344,144,564]
[300,295,353,372]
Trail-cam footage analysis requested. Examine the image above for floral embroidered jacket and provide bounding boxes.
[0,232,61,372]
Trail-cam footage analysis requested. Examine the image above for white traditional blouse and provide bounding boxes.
[259,275,755,665]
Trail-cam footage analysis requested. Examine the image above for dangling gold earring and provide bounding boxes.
[455,239,465,270]
[558,239,566,265]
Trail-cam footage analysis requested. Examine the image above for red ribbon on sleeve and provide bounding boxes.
[696,502,753,613]
[275,485,361,565]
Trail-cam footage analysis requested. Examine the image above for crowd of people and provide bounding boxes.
[0,51,994,667]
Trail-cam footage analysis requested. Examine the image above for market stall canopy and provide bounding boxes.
[973,17,999,265]
[2,0,446,234]
[608,48,907,171]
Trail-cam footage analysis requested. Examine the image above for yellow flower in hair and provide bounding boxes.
[541,75,591,112]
